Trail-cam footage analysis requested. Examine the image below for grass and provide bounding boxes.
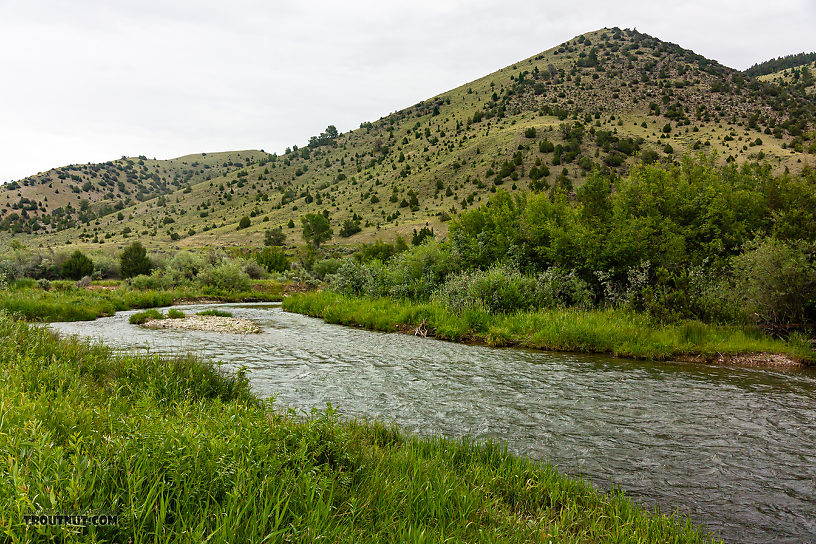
[197,309,233,317]
[283,291,816,364]
[0,311,719,542]
[129,309,164,325]
[0,282,283,323]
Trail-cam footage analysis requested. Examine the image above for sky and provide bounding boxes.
[1,0,814,183]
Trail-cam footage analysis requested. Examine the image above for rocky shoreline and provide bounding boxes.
[143,315,261,334]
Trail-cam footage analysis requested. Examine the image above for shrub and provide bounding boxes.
[534,267,593,309]
[731,239,816,332]
[264,227,286,246]
[130,270,173,291]
[312,258,343,281]
[197,309,233,317]
[243,261,267,279]
[166,251,206,283]
[166,309,186,319]
[199,262,252,292]
[120,241,152,279]
[434,266,538,314]
[129,309,164,324]
[237,216,251,230]
[255,247,290,274]
[61,250,94,280]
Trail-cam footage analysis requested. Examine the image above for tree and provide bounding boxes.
[120,241,152,278]
[237,216,251,230]
[339,218,362,238]
[301,213,332,248]
[255,247,290,273]
[264,227,286,246]
[62,250,94,280]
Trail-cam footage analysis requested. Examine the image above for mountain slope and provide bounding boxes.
[3,27,815,250]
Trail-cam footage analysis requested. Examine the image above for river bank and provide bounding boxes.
[0,280,284,322]
[282,291,816,367]
[1,311,718,542]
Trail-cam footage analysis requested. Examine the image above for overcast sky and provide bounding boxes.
[1,0,813,183]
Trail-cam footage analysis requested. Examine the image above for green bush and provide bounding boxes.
[255,247,289,274]
[312,258,343,281]
[131,270,173,291]
[129,309,164,324]
[197,309,233,317]
[731,238,816,332]
[166,309,186,319]
[199,262,252,292]
[120,241,152,279]
[166,251,206,283]
[61,250,94,280]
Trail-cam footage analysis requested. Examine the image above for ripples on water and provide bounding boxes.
[49,303,816,543]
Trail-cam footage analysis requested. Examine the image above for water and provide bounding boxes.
[50,303,816,543]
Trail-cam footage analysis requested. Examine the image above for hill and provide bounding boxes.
[757,60,816,96]
[745,51,816,77]
[2,27,815,250]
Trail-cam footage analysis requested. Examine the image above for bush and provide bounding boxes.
[129,309,163,324]
[166,251,206,283]
[255,247,289,274]
[331,259,389,298]
[120,242,152,279]
[238,216,251,230]
[197,309,233,317]
[264,227,286,246]
[312,258,343,281]
[130,270,173,291]
[166,309,186,319]
[535,267,593,309]
[243,261,267,279]
[199,262,252,292]
[731,239,816,332]
[61,250,94,280]
[433,266,539,314]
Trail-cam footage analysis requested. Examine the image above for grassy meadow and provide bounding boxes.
[0,312,720,542]
[283,291,816,364]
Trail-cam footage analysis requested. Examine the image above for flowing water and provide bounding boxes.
[50,303,816,543]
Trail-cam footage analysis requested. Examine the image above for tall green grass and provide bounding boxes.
[283,291,816,364]
[0,282,283,323]
[0,312,719,542]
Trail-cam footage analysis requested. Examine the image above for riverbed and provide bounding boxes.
[49,302,816,543]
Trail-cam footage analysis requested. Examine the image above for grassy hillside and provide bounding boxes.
[0,150,268,235]
[3,27,815,250]
[758,60,816,95]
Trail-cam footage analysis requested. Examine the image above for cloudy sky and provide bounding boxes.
[1,0,813,183]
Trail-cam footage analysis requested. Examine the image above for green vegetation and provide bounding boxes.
[0,282,281,323]
[61,250,93,280]
[0,312,718,542]
[197,309,233,317]
[301,213,333,248]
[120,241,152,278]
[129,309,164,324]
[317,158,816,337]
[166,308,185,319]
[283,291,815,363]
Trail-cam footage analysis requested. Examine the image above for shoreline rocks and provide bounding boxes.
[142,315,261,334]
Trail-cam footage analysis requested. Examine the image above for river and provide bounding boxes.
[49,302,816,543]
